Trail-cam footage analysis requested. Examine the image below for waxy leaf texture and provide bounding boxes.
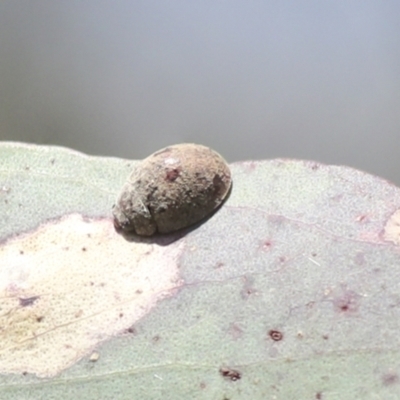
[1,143,400,399]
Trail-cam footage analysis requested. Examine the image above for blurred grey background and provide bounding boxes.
[1,1,399,183]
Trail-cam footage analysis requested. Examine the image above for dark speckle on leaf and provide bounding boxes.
[269,329,283,341]
[333,288,360,314]
[382,372,399,386]
[19,296,40,307]
[219,366,241,381]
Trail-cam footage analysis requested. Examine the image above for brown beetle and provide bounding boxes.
[113,143,232,236]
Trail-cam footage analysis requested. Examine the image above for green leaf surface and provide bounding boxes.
[1,142,400,400]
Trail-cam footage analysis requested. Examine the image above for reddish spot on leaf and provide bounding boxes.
[126,327,136,334]
[354,252,365,265]
[356,214,369,223]
[152,335,161,343]
[240,276,257,299]
[310,163,320,171]
[382,372,399,386]
[214,261,225,269]
[243,161,258,172]
[333,289,361,314]
[260,240,273,252]
[228,323,243,340]
[219,366,241,381]
[269,329,283,341]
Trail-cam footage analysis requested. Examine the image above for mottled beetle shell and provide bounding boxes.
[113,143,232,236]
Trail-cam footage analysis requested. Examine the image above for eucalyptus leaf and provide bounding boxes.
[1,142,400,400]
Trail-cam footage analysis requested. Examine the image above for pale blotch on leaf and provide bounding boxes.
[383,209,400,245]
[0,214,183,377]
